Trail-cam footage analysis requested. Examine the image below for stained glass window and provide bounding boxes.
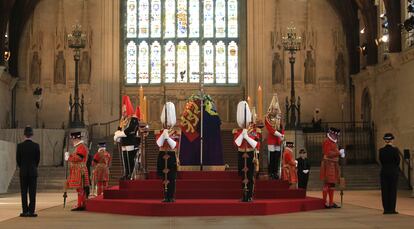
[177,0,188,38]
[138,41,149,83]
[124,0,239,85]
[177,41,188,83]
[150,0,161,37]
[138,0,149,38]
[165,41,175,83]
[215,0,226,38]
[126,41,137,83]
[189,0,199,38]
[228,41,238,84]
[215,41,226,83]
[203,41,214,84]
[189,41,200,83]
[203,0,214,38]
[150,41,161,83]
[126,0,137,38]
[228,0,238,38]
[165,0,176,38]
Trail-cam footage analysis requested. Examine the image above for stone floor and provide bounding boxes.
[0,190,413,229]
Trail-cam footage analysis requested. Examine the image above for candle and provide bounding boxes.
[247,96,252,108]
[257,85,263,120]
[143,96,147,122]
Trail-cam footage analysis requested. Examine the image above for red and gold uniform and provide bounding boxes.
[320,128,343,208]
[66,132,90,210]
[265,115,284,179]
[320,139,340,184]
[155,102,181,202]
[265,94,284,179]
[281,144,298,188]
[233,101,261,202]
[92,145,111,196]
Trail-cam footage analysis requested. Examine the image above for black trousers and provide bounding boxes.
[268,150,281,178]
[298,173,309,189]
[238,151,255,200]
[157,151,177,199]
[122,149,137,179]
[20,176,37,214]
[380,171,399,213]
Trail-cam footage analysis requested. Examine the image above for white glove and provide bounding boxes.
[162,129,169,138]
[242,128,248,137]
[244,136,258,149]
[156,130,167,147]
[64,152,69,161]
[339,149,345,158]
[274,131,283,137]
[114,130,126,142]
[295,160,298,167]
[166,138,177,149]
[303,170,309,174]
[234,131,244,147]
[281,134,285,140]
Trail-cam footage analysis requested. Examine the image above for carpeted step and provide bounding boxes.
[148,170,242,180]
[86,196,325,216]
[118,179,290,190]
[104,188,305,199]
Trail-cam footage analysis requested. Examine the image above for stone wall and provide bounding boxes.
[14,0,349,134]
[0,140,16,194]
[0,67,12,129]
[15,0,120,130]
[246,0,351,124]
[352,48,414,186]
[0,129,65,166]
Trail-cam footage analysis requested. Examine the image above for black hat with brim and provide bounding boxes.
[383,133,394,141]
[70,131,82,139]
[286,141,294,148]
[328,127,341,135]
[24,126,33,137]
[98,142,106,147]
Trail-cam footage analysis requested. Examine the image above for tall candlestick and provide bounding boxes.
[257,85,263,120]
[143,96,147,122]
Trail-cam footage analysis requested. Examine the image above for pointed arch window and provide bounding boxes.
[124,0,239,85]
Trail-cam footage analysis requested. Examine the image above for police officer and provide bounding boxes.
[379,133,401,215]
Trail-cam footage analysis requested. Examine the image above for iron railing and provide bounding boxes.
[302,122,376,165]
[88,119,119,140]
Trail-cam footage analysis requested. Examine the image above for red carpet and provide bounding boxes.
[86,171,325,216]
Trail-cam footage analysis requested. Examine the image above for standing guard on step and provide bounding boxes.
[281,141,298,189]
[320,127,345,208]
[92,142,111,196]
[114,95,140,180]
[156,102,181,203]
[64,132,90,211]
[265,94,285,179]
[233,101,261,202]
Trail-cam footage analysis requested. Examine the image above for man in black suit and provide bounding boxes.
[16,126,40,217]
[379,133,401,215]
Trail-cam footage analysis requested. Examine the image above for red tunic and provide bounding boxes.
[66,143,90,189]
[232,127,261,151]
[319,138,340,184]
[92,150,111,183]
[281,148,298,184]
[265,116,284,146]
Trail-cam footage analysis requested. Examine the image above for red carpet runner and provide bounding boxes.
[86,171,325,216]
